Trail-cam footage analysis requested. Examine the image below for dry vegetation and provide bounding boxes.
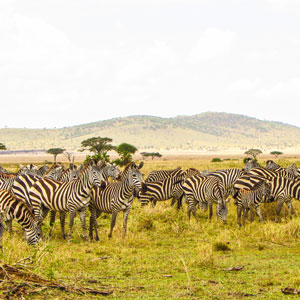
[1,155,300,299]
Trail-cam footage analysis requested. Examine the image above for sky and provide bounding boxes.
[1,0,300,129]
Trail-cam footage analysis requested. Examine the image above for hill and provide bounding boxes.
[1,112,300,153]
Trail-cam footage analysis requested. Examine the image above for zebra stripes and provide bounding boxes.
[182,174,228,222]
[138,176,184,208]
[145,167,183,183]
[0,189,40,247]
[29,162,105,239]
[236,180,271,227]
[89,162,144,240]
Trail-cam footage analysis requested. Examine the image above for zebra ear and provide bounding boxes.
[138,162,144,169]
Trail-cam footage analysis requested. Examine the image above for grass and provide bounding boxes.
[1,157,300,299]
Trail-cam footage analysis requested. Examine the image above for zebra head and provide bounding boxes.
[215,181,228,223]
[242,158,260,171]
[265,160,280,170]
[127,162,144,190]
[106,163,121,180]
[23,222,41,245]
[89,162,106,186]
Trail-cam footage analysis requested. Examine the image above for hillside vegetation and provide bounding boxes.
[1,112,300,151]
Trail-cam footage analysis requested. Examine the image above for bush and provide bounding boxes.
[211,158,222,162]
[213,242,231,251]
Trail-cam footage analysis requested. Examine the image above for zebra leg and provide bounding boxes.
[256,206,264,222]
[275,199,285,222]
[122,208,131,238]
[5,220,12,236]
[0,221,4,252]
[68,210,76,239]
[79,207,88,241]
[285,200,295,217]
[242,207,249,226]
[237,206,242,228]
[49,210,56,237]
[59,212,67,239]
[108,211,118,238]
[170,198,176,206]
[177,194,184,210]
[208,202,213,220]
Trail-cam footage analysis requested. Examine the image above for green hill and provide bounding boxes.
[1,112,300,152]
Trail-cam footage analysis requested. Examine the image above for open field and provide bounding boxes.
[1,157,300,299]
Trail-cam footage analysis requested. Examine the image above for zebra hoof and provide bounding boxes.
[95,236,99,241]
[108,234,112,239]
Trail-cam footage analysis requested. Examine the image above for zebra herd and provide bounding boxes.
[0,158,300,248]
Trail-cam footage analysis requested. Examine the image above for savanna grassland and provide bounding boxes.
[2,156,300,299]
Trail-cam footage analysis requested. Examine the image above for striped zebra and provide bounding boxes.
[265,160,281,170]
[0,189,40,248]
[207,168,244,199]
[236,179,271,227]
[0,173,16,192]
[29,161,105,240]
[182,174,228,222]
[89,162,144,240]
[245,166,296,180]
[145,167,184,183]
[137,175,184,208]
[243,159,261,171]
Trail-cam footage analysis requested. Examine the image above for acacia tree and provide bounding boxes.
[244,149,262,160]
[270,151,283,159]
[79,136,114,162]
[114,143,137,166]
[140,152,162,160]
[0,143,6,150]
[47,148,65,163]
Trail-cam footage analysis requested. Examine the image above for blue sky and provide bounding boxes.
[1,0,300,128]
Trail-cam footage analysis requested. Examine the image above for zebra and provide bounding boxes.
[207,168,244,200]
[182,174,228,222]
[28,161,105,240]
[60,161,120,238]
[0,173,16,192]
[245,166,297,180]
[265,160,281,170]
[243,158,261,171]
[145,167,184,183]
[137,175,184,208]
[0,189,40,248]
[89,162,144,240]
[236,179,271,227]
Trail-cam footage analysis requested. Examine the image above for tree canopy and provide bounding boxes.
[0,143,6,150]
[140,152,162,160]
[114,143,138,166]
[244,149,262,160]
[47,148,65,163]
[80,136,114,163]
[270,151,283,158]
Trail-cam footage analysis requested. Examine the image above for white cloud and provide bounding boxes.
[227,79,260,92]
[266,0,300,10]
[189,28,236,62]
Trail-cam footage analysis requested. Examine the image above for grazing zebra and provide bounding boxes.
[0,166,10,174]
[29,162,105,240]
[89,162,144,240]
[243,158,261,171]
[137,175,184,208]
[182,174,228,222]
[145,167,183,183]
[207,168,244,199]
[0,189,40,248]
[236,180,271,227]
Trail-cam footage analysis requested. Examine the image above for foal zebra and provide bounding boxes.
[29,162,105,239]
[89,162,144,240]
[236,180,271,227]
[182,174,228,222]
[0,190,40,248]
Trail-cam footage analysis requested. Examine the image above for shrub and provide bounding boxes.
[211,158,222,162]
